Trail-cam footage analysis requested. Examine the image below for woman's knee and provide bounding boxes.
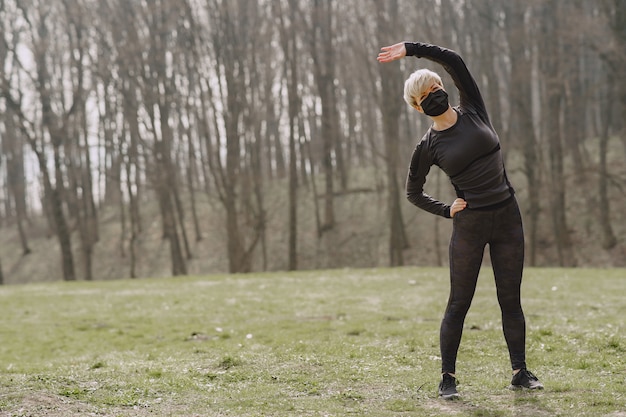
[445,298,473,321]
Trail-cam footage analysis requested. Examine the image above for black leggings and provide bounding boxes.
[441,197,526,374]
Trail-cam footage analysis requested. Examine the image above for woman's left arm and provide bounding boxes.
[406,42,485,113]
[379,41,486,116]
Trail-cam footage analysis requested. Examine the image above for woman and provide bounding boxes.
[377,41,543,400]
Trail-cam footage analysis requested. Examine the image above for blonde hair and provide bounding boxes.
[403,69,443,109]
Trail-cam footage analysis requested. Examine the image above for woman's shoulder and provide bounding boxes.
[455,105,492,127]
[419,128,437,144]
[455,105,478,116]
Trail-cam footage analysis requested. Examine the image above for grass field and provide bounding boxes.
[0,267,624,416]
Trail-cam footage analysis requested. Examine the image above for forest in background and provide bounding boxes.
[0,0,625,284]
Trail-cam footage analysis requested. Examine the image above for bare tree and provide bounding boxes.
[538,1,574,266]
[306,0,341,234]
[276,0,302,270]
[601,0,626,155]
[110,0,190,275]
[107,0,145,277]
[59,0,99,280]
[504,0,542,265]
[591,0,626,249]
[598,73,618,249]
[2,1,80,280]
[0,1,31,260]
[1,110,31,257]
[202,0,265,273]
[145,0,189,275]
[374,0,408,266]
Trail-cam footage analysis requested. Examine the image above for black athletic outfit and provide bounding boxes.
[404,42,527,373]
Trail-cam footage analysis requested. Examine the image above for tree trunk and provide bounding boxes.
[154,138,188,276]
[124,133,140,278]
[310,0,340,232]
[144,0,188,275]
[72,101,99,281]
[608,0,626,159]
[277,0,300,270]
[180,102,203,243]
[4,112,31,256]
[102,94,123,207]
[120,79,143,279]
[504,0,541,266]
[540,1,573,266]
[223,65,248,273]
[376,0,407,267]
[598,74,617,249]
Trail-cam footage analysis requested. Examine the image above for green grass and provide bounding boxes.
[0,267,624,416]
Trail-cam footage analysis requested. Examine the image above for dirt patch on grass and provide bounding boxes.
[1,391,96,417]
[0,390,210,417]
[0,391,156,417]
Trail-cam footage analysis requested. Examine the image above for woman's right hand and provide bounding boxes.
[377,42,406,63]
[450,198,467,217]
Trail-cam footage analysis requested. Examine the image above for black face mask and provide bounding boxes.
[420,89,449,117]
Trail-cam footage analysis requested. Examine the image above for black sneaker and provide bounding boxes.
[438,373,460,400]
[509,369,544,390]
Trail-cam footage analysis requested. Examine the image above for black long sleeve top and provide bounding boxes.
[404,42,514,218]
